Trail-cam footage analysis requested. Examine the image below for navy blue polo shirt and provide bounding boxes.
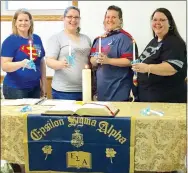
[90,29,134,101]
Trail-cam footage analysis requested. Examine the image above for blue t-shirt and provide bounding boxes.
[1,34,45,89]
[90,29,134,101]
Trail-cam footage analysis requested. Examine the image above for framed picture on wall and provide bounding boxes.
[1,0,78,21]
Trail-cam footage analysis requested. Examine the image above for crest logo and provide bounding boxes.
[71,130,84,148]
[66,151,92,169]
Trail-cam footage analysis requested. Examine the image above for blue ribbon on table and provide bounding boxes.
[140,107,164,117]
[20,106,32,112]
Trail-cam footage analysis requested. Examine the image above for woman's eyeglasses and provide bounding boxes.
[152,18,168,23]
[65,16,80,20]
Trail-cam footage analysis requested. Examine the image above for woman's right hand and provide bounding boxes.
[46,57,70,70]
[90,56,99,66]
[60,59,70,69]
[21,59,31,69]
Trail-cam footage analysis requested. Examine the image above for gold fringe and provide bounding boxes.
[23,113,30,173]
[130,116,136,173]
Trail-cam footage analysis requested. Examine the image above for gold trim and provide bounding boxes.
[72,1,78,7]
[23,171,104,173]
[1,15,62,21]
[130,116,136,173]
[1,1,78,21]
[23,113,30,173]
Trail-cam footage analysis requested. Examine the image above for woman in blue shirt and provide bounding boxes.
[1,8,46,99]
[90,5,137,101]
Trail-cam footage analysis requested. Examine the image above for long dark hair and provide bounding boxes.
[151,8,185,43]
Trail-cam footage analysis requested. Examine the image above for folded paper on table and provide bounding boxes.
[40,99,76,106]
[24,114,135,173]
[1,98,44,106]
[43,102,119,117]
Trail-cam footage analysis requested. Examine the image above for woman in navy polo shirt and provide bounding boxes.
[90,5,137,101]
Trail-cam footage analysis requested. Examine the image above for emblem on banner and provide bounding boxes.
[106,148,117,163]
[71,130,84,148]
[42,145,53,160]
[66,151,92,169]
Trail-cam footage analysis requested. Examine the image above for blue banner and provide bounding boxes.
[24,114,135,173]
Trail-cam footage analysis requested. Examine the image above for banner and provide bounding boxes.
[24,114,135,173]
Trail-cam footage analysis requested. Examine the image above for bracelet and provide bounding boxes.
[148,65,151,77]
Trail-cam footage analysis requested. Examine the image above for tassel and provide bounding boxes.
[133,73,138,86]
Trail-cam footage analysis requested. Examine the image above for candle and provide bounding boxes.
[28,39,33,60]
[82,64,92,102]
[133,39,136,62]
[132,39,138,85]
[99,37,101,54]
[69,40,71,56]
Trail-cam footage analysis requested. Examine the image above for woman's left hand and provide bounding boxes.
[132,63,149,73]
[98,53,110,65]
[40,85,47,98]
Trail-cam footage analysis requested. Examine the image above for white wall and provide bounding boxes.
[1,1,186,76]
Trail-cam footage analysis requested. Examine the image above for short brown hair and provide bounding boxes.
[12,8,34,38]
[104,5,123,28]
[64,6,81,33]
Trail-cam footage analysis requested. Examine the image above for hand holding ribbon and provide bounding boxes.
[131,59,140,65]
[132,63,150,74]
[22,59,36,71]
[66,55,75,66]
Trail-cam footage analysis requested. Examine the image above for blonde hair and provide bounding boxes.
[12,8,34,38]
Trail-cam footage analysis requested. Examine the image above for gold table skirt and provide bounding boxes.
[1,102,186,172]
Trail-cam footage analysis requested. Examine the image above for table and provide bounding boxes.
[1,102,186,172]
